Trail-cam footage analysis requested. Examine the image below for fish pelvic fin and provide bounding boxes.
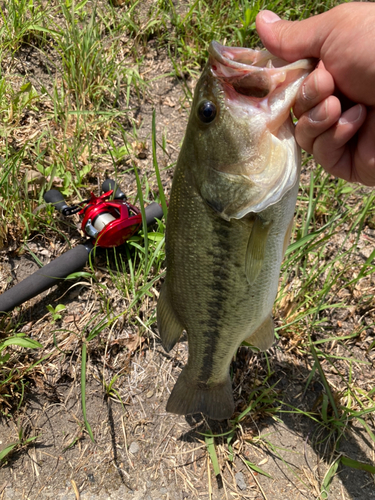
[245,216,273,285]
[244,315,274,351]
[166,367,234,421]
[157,284,184,352]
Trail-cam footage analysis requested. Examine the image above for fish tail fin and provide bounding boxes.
[157,284,184,352]
[166,367,234,421]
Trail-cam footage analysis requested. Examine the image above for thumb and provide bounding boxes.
[256,10,328,62]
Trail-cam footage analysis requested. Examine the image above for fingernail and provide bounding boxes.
[309,101,328,122]
[302,73,318,100]
[259,10,281,24]
[339,105,362,125]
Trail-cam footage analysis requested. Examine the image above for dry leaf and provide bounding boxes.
[132,141,148,159]
[163,97,176,107]
[26,169,45,185]
[125,335,145,354]
[45,175,64,188]
[79,145,89,165]
[258,457,268,466]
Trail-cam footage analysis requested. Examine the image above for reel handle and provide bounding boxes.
[44,189,70,214]
[145,202,164,226]
[101,179,126,200]
[102,179,163,224]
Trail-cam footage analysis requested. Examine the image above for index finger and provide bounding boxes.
[293,63,335,119]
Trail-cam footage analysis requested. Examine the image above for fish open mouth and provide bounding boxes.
[208,41,315,100]
[200,42,315,218]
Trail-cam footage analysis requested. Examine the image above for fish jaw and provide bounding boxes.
[186,42,315,220]
[209,41,315,133]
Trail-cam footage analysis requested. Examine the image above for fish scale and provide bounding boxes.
[157,42,314,420]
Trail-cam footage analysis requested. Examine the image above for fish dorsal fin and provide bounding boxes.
[245,215,273,284]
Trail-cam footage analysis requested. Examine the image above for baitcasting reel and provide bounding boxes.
[0,179,164,313]
[44,179,162,248]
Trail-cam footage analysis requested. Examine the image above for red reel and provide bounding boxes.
[79,191,143,248]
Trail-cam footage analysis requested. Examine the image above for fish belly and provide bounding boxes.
[157,161,299,420]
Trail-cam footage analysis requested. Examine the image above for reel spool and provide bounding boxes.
[79,191,143,248]
[44,180,146,248]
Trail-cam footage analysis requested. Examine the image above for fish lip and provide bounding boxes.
[208,41,315,100]
[209,40,275,71]
[208,41,315,74]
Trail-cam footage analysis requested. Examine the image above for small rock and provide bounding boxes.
[129,441,140,454]
[235,471,247,491]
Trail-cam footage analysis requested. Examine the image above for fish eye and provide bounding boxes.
[198,100,217,124]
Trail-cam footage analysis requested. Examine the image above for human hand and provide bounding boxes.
[256,3,375,186]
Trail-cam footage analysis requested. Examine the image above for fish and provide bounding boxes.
[157,42,314,421]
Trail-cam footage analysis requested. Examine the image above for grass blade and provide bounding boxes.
[205,435,220,477]
[243,459,272,478]
[81,341,94,442]
[152,109,168,220]
[133,161,148,273]
[309,336,340,420]
[321,457,340,499]
[0,443,18,462]
[341,456,375,474]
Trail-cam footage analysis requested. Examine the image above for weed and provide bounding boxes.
[46,303,66,322]
[0,334,43,414]
[0,0,54,53]
[0,424,38,463]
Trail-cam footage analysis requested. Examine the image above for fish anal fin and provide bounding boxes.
[283,216,294,256]
[244,315,274,351]
[157,284,184,352]
[166,367,234,421]
[245,216,273,284]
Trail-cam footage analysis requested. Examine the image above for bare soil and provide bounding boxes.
[1,9,375,500]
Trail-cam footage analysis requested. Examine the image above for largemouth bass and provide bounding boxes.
[157,42,314,420]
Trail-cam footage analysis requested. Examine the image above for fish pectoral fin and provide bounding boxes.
[166,367,234,421]
[283,216,294,256]
[157,284,184,352]
[244,315,274,351]
[245,215,273,284]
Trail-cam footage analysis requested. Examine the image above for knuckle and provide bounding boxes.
[295,121,313,153]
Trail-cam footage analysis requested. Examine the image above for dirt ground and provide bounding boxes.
[1,326,375,500]
[1,11,375,500]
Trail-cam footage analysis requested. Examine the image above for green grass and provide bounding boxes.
[157,0,342,77]
[1,0,374,495]
[0,0,53,53]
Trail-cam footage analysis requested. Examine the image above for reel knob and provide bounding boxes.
[101,179,126,200]
[44,189,70,215]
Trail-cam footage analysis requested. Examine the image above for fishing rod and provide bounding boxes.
[0,179,164,313]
